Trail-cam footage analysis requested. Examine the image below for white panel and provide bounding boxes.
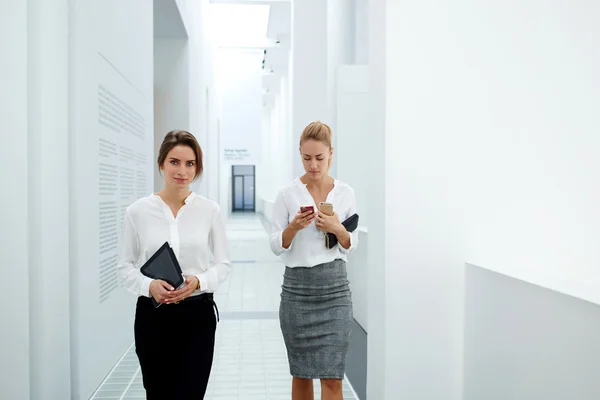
[336,65,370,228]
[28,0,71,397]
[69,1,153,398]
[0,2,30,398]
[366,0,387,397]
[354,0,368,64]
[153,38,190,192]
[346,230,369,330]
[291,0,328,177]
[336,65,370,332]
[327,0,355,179]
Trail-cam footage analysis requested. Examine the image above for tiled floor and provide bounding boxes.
[91,213,359,399]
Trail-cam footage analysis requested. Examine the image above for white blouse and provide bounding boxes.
[269,177,359,268]
[116,192,231,297]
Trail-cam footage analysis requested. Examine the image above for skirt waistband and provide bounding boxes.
[139,293,220,322]
[283,259,348,290]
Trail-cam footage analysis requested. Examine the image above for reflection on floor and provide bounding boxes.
[91,213,359,399]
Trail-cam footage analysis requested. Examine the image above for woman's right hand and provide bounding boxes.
[288,209,317,232]
[149,280,175,304]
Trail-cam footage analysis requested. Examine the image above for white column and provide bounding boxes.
[366,0,387,398]
[0,2,30,399]
[326,0,354,178]
[290,0,329,177]
[368,1,465,399]
[27,0,72,398]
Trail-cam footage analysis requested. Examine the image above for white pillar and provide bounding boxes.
[366,0,388,398]
[290,0,329,177]
[326,0,354,178]
[0,2,30,398]
[367,1,465,399]
[27,0,72,398]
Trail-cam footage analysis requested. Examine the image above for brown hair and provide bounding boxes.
[157,130,203,181]
[299,120,332,148]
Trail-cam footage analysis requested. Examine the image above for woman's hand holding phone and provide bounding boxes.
[290,206,316,231]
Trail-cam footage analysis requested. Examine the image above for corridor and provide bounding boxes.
[91,213,359,399]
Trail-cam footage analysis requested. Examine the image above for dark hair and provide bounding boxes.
[157,130,203,181]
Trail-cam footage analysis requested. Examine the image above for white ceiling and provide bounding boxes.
[262,2,291,107]
[209,0,290,108]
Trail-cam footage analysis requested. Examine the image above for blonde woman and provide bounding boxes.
[270,121,359,400]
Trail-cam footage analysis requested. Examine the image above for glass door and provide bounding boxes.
[232,165,255,212]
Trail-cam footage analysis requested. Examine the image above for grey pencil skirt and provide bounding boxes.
[279,259,353,380]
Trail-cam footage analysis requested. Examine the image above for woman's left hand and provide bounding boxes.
[316,212,344,236]
[167,276,199,304]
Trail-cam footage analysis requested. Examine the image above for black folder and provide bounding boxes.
[140,241,185,308]
[325,213,359,249]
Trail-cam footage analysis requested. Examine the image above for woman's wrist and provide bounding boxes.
[333,225,347,238]
[285,224,299,234]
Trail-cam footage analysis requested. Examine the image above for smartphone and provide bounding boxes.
[300,205,314,214]
[319,202,334,216]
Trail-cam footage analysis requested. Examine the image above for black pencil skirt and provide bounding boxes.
[134,294,218,399]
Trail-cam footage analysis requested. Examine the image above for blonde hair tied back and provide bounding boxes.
[299,120,332,149]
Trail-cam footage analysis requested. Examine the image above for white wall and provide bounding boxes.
[366,1,387,398]
[28,0,71,398]
[336,65,370,228]
[175,0,218,200]
[69,1,154,398]
[215,48,264,213]
[0,2,30,398]
[291,0,329,178]
[327,0,355,179]
[346,230,369,330]
[257,69,295,214]
[369,0,600,399]
[353,0,368,64]
[216,49,263,166]
[154,38,190,191]
[457,1,600,299]
[1,1,71,398]
[336,65,370,333]
[465,265,600,400]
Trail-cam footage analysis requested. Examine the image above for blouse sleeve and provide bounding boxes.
[116,210,153,297]
[269,190,293,255]
[196,204,232,293]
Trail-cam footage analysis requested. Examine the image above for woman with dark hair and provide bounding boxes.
[117,130,231,399]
